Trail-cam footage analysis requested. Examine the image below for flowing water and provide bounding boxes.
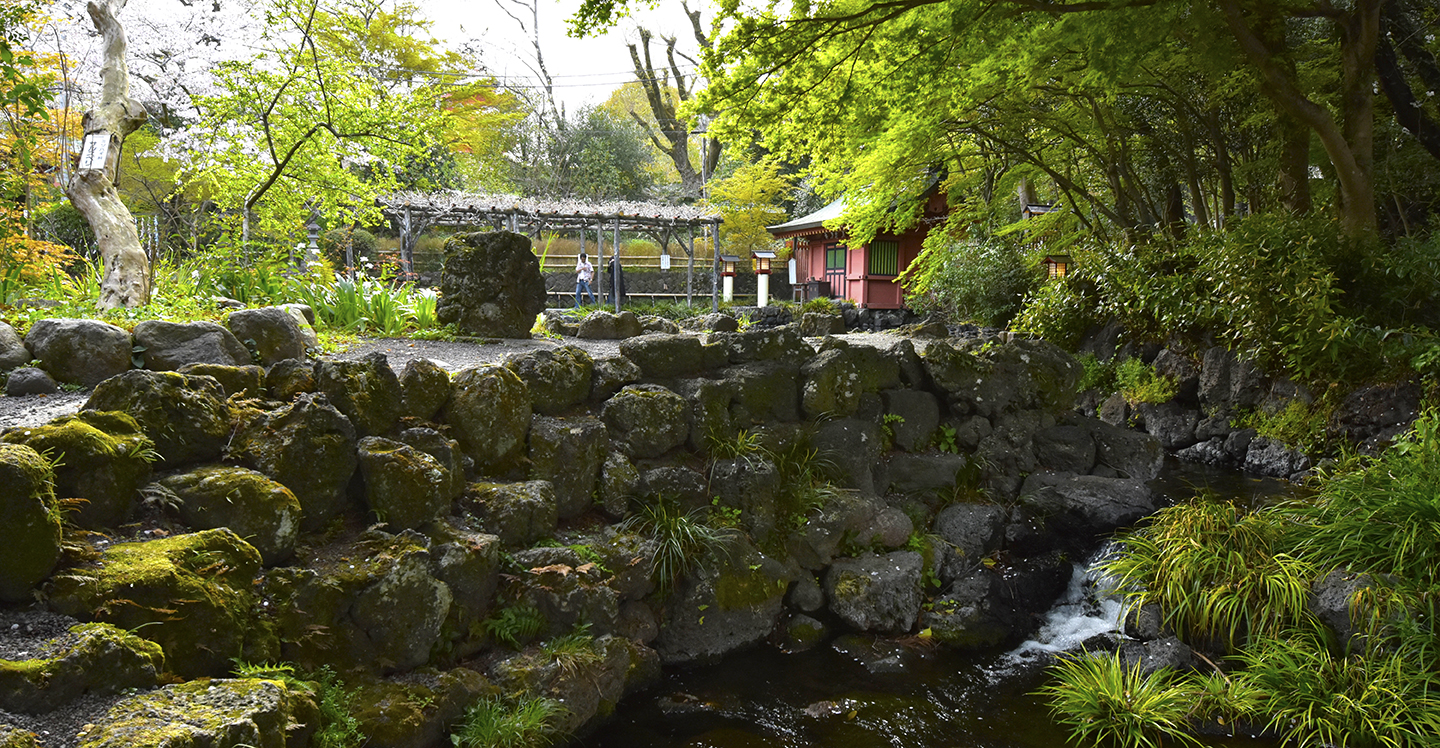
[580,460,1298,748]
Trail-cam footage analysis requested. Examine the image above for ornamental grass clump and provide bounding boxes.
[1100,492,1317,652]
[1039,651,1207,748]
[621,496,737,595]
[451,696,561,748]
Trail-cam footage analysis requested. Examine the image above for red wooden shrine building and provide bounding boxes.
[767,190,948,310]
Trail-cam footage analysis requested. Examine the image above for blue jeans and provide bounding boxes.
[575,280,596,307]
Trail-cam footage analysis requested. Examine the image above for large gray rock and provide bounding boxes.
[133,320,250,370]
[885,452,969,497]
[75,678,317,748]
[314,353,404,437]
[227,306,308,366]
[399,358,451,421]
[436,231,546,338]
[1033,424,1097,474]
[601,384,689,459]
[444,365,531,474]
[925,338,1082,418]
[1018,474,1157,543]
[158,466,302,565]
[881,389,940,452]
[1087,418,1164,480]
[0,621,162,714]
[424,521,501,659]
[711,456,782,541]
[1119,637,1197,676]
[0,443,61,603]
[799,312,845,337]
[932,502,1007,572]
[228,393,358,530]
[1198,347,1268,409]
[4,366,56,396]
[619,333,712,380]
[0,321,32,371]
[1308,570,1376,654]
[1151,348,1200,403]
[357,437,453,531]
[24,318,131,386]
[653,538,788,665]
[708,325,813,364]
[824,551,923,634]
[598,452,641,518]
[490,635,660,737]
[85,370,231,467]
[720,360,801,425]
[812,417,884,496]
[396,427,464,501]
[1244,436,1311,478]
[528,415,608,518]
[1330,381,1422,445]
[590,354,642,402]
[462,480,558,547]
[1136,401,1201,450]
[504,345,593,415]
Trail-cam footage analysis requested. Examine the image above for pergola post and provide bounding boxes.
[597,224,606,303]
[710,219,720,313]
[686,228,694,307]
[612,216,622,313]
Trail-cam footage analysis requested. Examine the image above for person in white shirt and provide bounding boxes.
[575,252,596,307]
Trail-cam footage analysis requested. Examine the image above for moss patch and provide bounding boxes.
[0,442,61,602]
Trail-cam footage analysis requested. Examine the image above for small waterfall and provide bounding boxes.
[994,544,1127,673]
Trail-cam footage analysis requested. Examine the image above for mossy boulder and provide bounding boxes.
[589,354,642,402]
[424,520,501,659]
[357,436,453,531]
[722,360,802,425]
[0,725,38,748]
[461,481,558,548]
[260,531,451,673]
[800,348,864,419]
[227,306,309,366]
[436,231,547,338]
[157,466,303,566]
[514,559,620,639]
[177,363,266,398]
[444,365,531,475]
[1,410,153,529]
[617,333,710,380]
[600,384,689,459]
[47,529,263,678]
[489,634,660,737]
[396,427,465,501]
[0,443,61,602]
[0,321,29,371]
[708,325,813,364]
[23,318,132,387]
[824,551,923,635]
[504,346,593,415]
[132,320,250,371]
[528,415,607,519]
[264,358,316,401]
[74,678,319,748]
[652,537,789,665]
[84,370,232,467]
[0,622,163,713]
[352,667,495,748]
[597,452,640,519]
[314,352,404,437]
[399,358,451,421]
[227,393,358,531]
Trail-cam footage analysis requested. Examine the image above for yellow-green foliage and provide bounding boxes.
[1114,358,1178,405]
[1235,399,1333,454]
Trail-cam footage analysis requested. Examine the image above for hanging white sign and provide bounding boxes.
[788,258,797,285]
[660,253,672,270]
[77,133,111,171]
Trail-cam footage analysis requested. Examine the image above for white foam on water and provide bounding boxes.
[993,547,1127,674]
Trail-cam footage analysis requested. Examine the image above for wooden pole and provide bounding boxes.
[710,219,720,313]
[686,227,694,307]
[612,216,622,313]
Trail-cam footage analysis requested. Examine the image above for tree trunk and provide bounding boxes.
[65,0,150,309]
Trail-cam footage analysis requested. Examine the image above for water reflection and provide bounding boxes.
[580,459,1296,748]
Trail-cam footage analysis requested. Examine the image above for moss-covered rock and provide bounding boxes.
[489,634,660,737]
[652,537,789,665]
[528,415,607,519]
[158,466,302,566]
[1,410,153,529]
[396,427,464,501]
[352,667,495,748]
[47,529,263,678]
[0,443,61,602]
[399,357,451,421]
[74,677,318,748]
[600,384,689,459]
[424,520,501,659]
[313,352,404,437]
[259,530,451,673]
[444,365,531,475]
[505,345,593,415]
[227,306,309,366]
[800,348,863,419]
[461,481,558,548]
[617,334,710,380]
[722,360,801,425]
[589,354,641,402]
[0,622,163,713]
[824,551,923,635]
[436,231,547,339]
[84,370,232,467]
[177,363,266,398]
[597,452,640,519]
[357,436,453,531]
[264,358,316,401]
[0,726,39,748]
[227,393,358,531]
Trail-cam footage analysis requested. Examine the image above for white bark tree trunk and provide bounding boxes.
[66,0,150,310]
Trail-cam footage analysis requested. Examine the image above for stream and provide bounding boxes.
[580,460,1297,748]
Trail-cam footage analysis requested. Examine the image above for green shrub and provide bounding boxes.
[320,227,380,270]
[1075,352,1118,395]
[1115,358,1179,404]
[1038,651,1210,748]
[1234,398,1334,454]
[902,237,1038,327]
[1010,275,1094,349]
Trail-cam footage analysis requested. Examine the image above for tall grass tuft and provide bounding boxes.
[621,497,737,595]
[1101,492,1318,651]
[451,696,561,748]
[1038,651,1204,748]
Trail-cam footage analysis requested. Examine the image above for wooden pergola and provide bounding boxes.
[379,191,725,312]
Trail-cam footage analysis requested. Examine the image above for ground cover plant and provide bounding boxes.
[1045,410,1440,747]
